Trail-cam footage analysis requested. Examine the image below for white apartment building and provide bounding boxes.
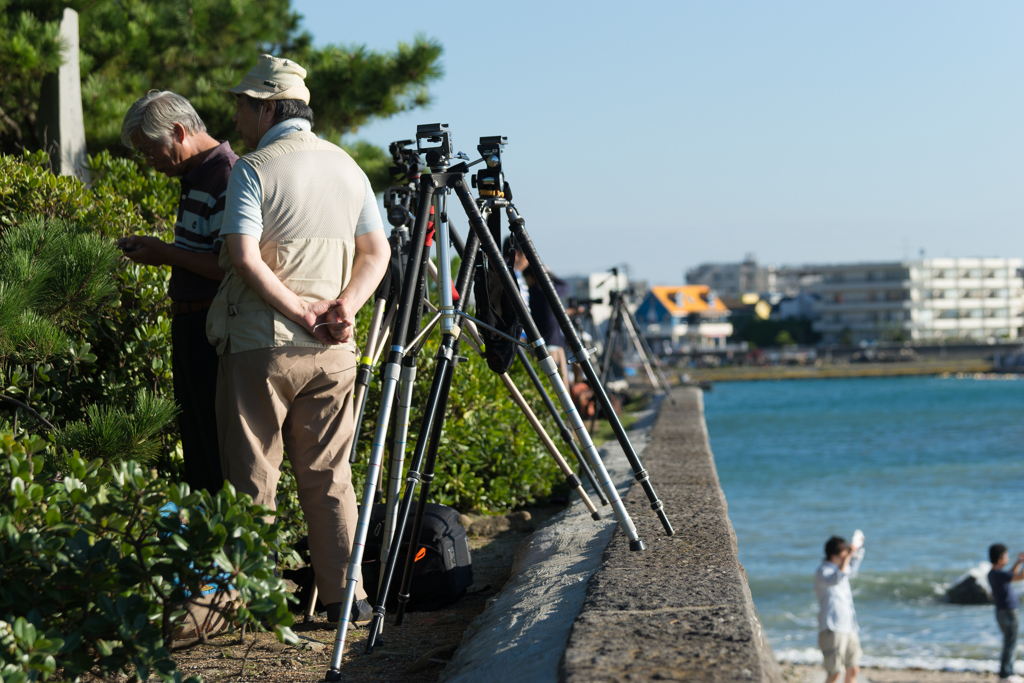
[811,258,1024,344]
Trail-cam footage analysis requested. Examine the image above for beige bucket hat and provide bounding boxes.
[228,54,310,104]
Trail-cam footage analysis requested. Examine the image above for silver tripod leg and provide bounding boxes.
[380,362,416,588]
[327,360,402,670]
[537,352,642,549]
[620,307,660,389]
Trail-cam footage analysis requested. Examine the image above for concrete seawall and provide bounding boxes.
[560,386,781,682]
[441,386,780,682]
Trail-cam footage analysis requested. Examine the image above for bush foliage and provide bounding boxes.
[0,434,296,682]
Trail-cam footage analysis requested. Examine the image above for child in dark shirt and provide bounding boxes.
[989,543,1024,682]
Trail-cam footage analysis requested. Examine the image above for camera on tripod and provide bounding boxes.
[567,297,603,310]
[384,140,424,229]
[387,139,423,183]
[416,123,454,171]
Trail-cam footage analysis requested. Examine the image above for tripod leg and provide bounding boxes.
[452,180,646,550]
[624,305,677,403]
[502,208,674,537]
[514,346,609,507]
[590,294,622,433]
[325,179,436,680]
[349,298,390,464]
[325,361,397,673]
[380,358,416,590]
[620,302,660,389]
[304,583,319,623]
[394,354,456,624]
[365,218,481,653]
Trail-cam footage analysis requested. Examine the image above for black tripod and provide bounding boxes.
[599,278,676,403]
[347,142,607,607]
[325,126,670,678]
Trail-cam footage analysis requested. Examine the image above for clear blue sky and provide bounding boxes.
[292,1,1023,285]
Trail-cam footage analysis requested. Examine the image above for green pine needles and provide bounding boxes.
[0,215,121,362]
[55,389,179,466]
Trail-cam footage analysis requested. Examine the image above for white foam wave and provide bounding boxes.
[775,648,1024,674]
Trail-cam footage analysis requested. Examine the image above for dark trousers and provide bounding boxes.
[172,309,223,494]
[997,608,1019,678]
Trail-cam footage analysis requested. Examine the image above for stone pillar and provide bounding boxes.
[37,8,89,183]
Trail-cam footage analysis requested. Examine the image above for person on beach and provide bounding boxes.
[988,544,1024,682]
[815,531,865,683]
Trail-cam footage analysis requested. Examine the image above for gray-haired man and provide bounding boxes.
[119,91,238,494]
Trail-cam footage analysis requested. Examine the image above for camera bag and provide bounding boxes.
[360,502,473,612]
[285,502,473,614]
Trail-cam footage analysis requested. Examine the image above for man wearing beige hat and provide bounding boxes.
[208,54,390,625]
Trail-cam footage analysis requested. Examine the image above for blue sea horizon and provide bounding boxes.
[704,375,1024,673]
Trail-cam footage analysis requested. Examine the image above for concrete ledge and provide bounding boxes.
[559,387,781,683]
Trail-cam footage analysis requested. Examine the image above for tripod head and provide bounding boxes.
[388,139,424,183]
[471,135,509,199]
[384,140,425,230]
[416,123,472,172]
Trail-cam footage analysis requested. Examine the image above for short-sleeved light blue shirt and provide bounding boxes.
[220,118,383,240]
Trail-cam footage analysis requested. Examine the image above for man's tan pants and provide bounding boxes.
[217,346,367,605]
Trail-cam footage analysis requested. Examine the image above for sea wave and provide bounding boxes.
[775,648,1024,674]
[751,567,960,605]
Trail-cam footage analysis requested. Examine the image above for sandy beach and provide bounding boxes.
[783,663,1000,683]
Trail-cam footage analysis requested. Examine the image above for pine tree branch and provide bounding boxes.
[0,105,23,143]
[0,394,55,430]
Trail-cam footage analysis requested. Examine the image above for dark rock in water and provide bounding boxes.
[947,572,992,605]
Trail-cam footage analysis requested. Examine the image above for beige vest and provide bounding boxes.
[207,131,365,355]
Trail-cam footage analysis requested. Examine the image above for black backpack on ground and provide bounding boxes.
[361,502,472,612]
[285,502,472,614]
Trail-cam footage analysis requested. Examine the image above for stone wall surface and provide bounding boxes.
[559,386,782,682]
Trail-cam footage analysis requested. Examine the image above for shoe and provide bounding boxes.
[325,599,373,626]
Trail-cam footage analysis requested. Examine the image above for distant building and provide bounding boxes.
[686,254,821,305]
[685,254,771,303]
[775,291,820,320]
[635,285,733,349]
[810,258,1024,344]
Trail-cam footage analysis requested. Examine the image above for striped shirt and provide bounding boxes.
[168,141,238,302]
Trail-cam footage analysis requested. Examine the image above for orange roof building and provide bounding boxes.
[635,285,734,350]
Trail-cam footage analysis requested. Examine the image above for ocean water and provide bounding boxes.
[703,376,1024,673]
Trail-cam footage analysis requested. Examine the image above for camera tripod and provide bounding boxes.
[365,142,609,581]
[598,278,676,403]
[324,126,672,679]
[324,131,607,675]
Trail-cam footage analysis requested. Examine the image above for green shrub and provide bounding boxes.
[0,434,298,682]
[0,151,178,468]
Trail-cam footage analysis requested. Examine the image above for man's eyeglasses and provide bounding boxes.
[133,144,162,161]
